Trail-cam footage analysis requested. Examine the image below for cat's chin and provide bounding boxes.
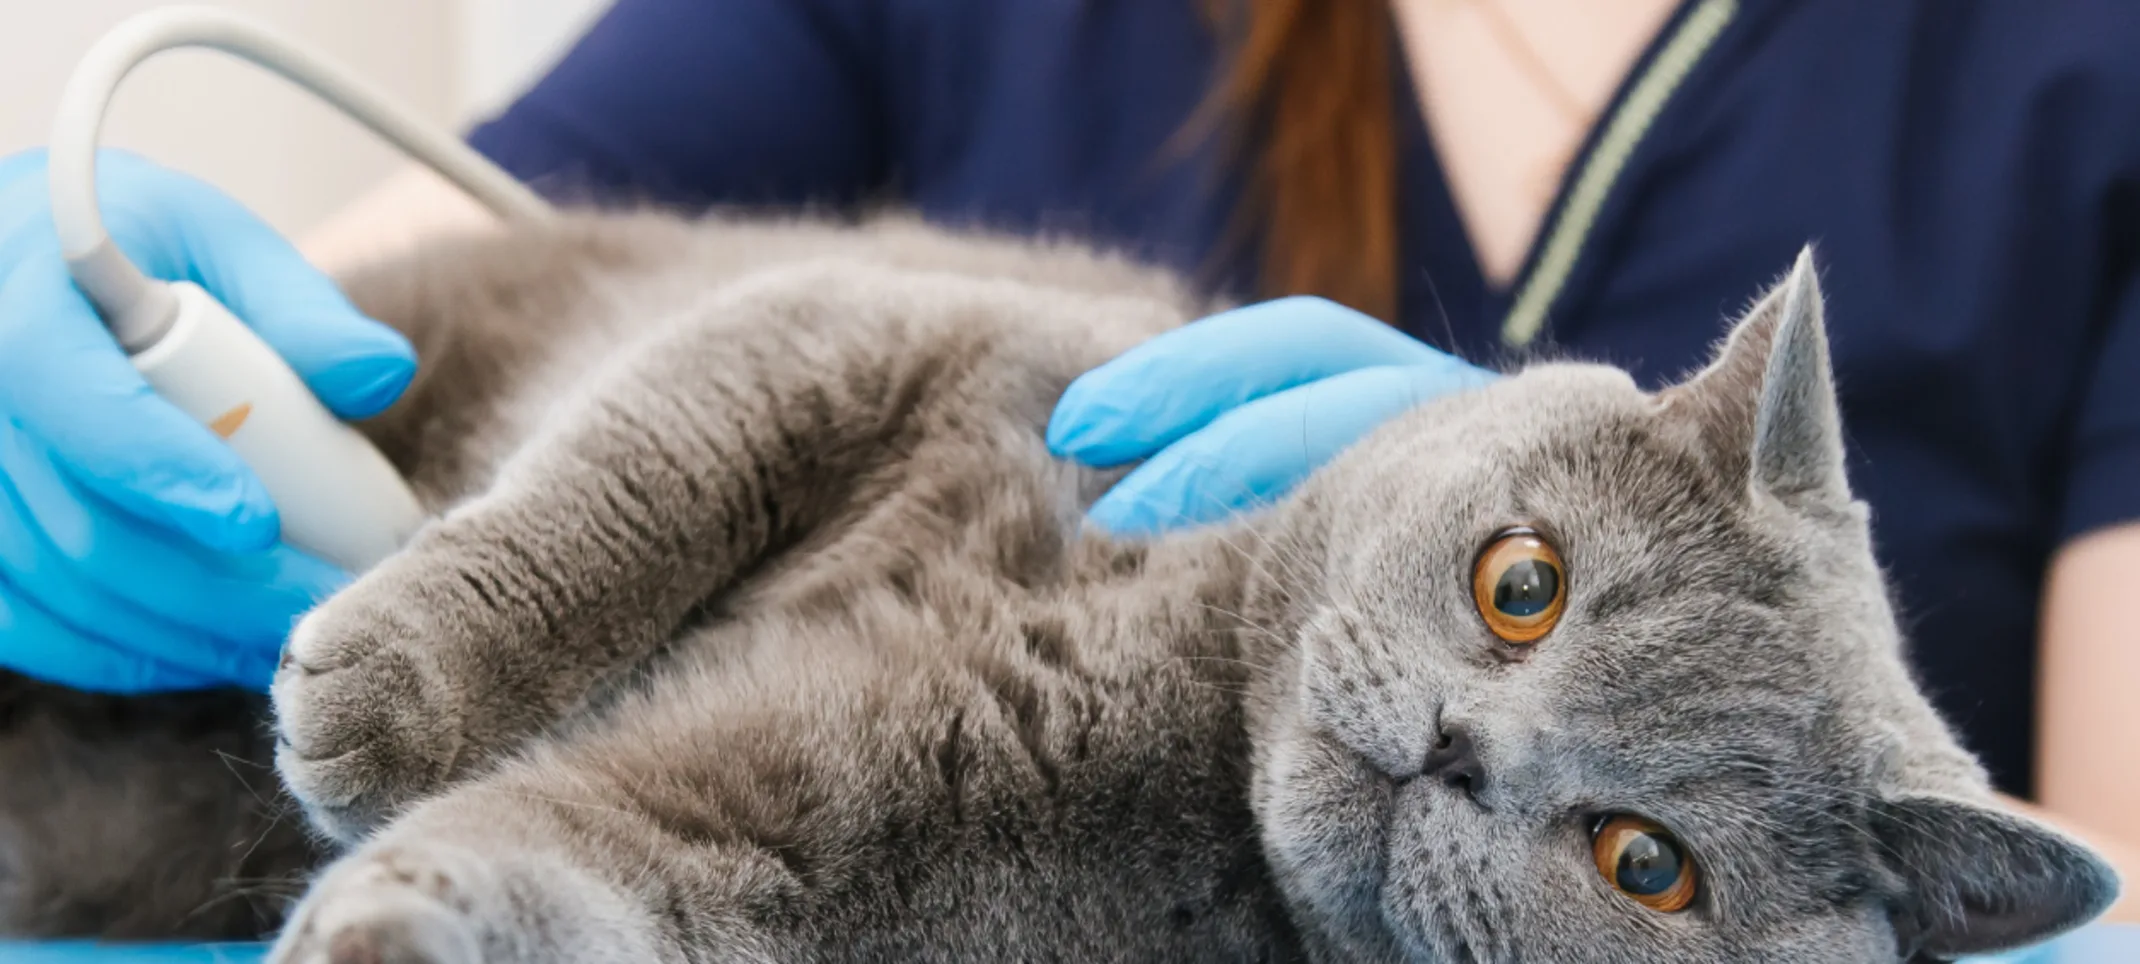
[1264,768,1532,964]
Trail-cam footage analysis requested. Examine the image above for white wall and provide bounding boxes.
[0,0,610,237]
[457,0,611,120]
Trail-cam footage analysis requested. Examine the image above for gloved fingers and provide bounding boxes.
[0,419,341,655]
[1048,296,1472,466]
[79,153,421,420]
[0,482,290,691]
[0,253,279,552]
[4,146,409,432]
[0,573,226,694]
[0,158,65,267]
[0,148,45,191]
[1084,364,1495,534]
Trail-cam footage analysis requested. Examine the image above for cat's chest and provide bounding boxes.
[647,531,1300,958]
[849,594,1294,959]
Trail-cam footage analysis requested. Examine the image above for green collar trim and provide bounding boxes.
[1500,0,1740,348]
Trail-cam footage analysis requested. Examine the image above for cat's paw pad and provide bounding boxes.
[268,846,487,964]
[272,591,465,843]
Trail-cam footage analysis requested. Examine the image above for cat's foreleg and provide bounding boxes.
[271,264,1079,841]
[267,715,870,964]
[265,783,706,964]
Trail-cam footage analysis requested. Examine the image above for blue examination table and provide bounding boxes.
[4,925,2138,962]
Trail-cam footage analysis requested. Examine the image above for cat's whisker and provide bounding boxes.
[227,809,290,872]
[1178,678,1257,698]
[1158,473,1318,587]
[1228,520,1323,592]
[180,872,311,926]
[212,749,277,811]
[1170,657,1280,692]
[1189,599,1290,648]
[1172,652,1280,672]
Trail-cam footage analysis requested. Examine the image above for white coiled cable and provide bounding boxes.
[36,5,550,571]
[49,4,553,349]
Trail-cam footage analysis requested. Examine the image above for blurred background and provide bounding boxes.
[0,0,609,236]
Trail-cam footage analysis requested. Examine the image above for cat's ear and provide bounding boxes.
[1662,247,1848,500]
[1874,792,2120,958]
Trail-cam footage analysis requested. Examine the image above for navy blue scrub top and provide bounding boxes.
[468,0,2140,797]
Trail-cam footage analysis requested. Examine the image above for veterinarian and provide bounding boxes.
[3,0,2138,922]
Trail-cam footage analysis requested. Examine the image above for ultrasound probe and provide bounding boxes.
[48,5,553,570]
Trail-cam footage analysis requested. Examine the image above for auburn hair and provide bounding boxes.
[1203,0,1400,321]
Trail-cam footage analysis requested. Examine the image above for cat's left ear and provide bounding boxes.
[1664,247,1849,501]
[1874,792,2120,958]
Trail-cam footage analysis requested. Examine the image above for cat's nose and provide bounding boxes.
[1420,725,1489,800]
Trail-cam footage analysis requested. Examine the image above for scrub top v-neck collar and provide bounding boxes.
[1392,0,1759,359]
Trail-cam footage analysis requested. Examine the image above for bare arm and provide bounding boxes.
[2017,520,2140,925]
[299,164,499,274]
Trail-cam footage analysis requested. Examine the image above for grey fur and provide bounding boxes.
[1,212,2115,960]
[0,675,317,939]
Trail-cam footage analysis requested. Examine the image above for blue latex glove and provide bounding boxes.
[0,148,416,693]
[1047,296,1498,534]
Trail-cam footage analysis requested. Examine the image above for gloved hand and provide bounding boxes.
[1047,296,1497,534]
[0,148,416,693]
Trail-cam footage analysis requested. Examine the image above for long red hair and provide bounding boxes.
[1204,0,1400,321]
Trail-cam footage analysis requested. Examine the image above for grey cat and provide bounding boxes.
[0,211,2114,961]
[260,212,2112,963]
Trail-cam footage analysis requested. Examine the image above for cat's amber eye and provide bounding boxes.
[1591,815,1699,913]
[1470,528,1565,643]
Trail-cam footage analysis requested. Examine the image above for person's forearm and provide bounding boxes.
[2029,521,2140,926]
[300,164,500,274]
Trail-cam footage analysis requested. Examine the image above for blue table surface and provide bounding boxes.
[3,926,2136,962]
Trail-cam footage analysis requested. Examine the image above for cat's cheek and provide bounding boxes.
[1377,784,1615,962]
[1255,730,1393,943]
[1294,617,1443,779]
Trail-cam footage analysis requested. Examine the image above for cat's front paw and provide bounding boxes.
[273,584,466,843]
[268,844,486,964]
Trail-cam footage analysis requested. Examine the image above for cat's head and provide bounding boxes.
[1247,251,2118,962]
